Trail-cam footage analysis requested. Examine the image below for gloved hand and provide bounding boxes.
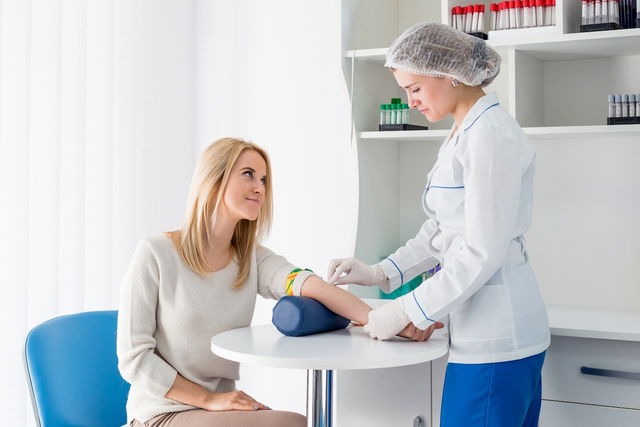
[326,257,386,286]
[363,298,411,340]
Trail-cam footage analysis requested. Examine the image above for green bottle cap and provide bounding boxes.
[380,104,385,110]
[391,98,401,105]
[402,103,409,109]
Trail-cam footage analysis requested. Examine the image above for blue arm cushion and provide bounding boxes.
[272,296,351,336]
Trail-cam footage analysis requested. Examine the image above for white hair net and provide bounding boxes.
[385,23,501,87]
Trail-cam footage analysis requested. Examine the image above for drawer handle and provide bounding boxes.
[580,366,640,380]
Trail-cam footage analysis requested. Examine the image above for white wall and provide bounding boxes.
[0,1,195,425]
[195,0,357,416]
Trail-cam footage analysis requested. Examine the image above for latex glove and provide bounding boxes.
[363,298,411,340]
[326,257,386,286]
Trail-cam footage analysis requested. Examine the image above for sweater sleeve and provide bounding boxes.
[256,245,314,300]
[116,239,178,398]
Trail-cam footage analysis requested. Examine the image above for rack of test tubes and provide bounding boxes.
[607,93,640,125]
[378,98,429,131]
[450,4,488,39]
[580,0,638,32]
[488,0,556,31]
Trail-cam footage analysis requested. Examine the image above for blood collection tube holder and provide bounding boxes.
[379,124,430,131]
[607,116,640,125]
[580,22,620,31]
[468,31,489,39]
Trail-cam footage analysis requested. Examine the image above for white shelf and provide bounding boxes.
[345,28,640,63]
[359,125,640,142]
[491,28,640,61]
[359,130,450,142]
[547,305,640,342]
[524,124,640,139]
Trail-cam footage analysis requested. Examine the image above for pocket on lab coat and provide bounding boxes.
[429,164,465,227]
[450,283,512,342]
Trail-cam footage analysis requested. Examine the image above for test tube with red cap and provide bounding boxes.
[491,3,499,30]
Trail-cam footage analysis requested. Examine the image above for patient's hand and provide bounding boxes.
[397,321,444,342]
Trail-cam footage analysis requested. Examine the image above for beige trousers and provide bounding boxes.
[132,409,306,427]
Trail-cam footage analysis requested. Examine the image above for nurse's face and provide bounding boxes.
[221,149,267,222]
[393,70,456,123]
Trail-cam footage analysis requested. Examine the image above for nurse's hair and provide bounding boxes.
[174,137,273,288]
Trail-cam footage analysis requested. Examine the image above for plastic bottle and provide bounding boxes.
[478,4,486,32]
[608,95,616,118]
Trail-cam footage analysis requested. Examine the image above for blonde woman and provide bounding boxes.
[117,138,440,427]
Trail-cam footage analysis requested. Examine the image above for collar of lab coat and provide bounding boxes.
[457,91,500,136]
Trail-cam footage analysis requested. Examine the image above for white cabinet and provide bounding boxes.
[340,0,640,425]
[541,335,640,425]
[540,400,640,427]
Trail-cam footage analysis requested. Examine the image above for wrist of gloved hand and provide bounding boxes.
[363,298,411,340]
[372,264,390,292]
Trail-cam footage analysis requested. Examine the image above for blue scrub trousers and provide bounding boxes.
[440,351,546,427]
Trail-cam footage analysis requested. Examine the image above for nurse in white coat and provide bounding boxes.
[328,23,550,427]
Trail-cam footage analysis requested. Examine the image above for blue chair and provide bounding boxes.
[24,310,130,427]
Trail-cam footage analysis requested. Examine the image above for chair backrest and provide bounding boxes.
[24,310,130,427]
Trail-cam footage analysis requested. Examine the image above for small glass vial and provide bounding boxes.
[629,94,636,118]
[522,0,530,27]
[615,95,622,117]
[384,104,392,125]
[636,94,640,117]
[608,95,616,118]
[491,3,499,30]
[401,103,409,124]
[379,104,386,126]
[536,0,545,26]
[621,94,629,118]
[609,0,619,25]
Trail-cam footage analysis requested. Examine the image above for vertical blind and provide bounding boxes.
[0,1,195,424]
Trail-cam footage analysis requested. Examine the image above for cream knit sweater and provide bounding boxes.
[116,234,313,423]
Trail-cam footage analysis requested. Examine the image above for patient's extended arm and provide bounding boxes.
[300,275,444,341]
[300,275,371,325]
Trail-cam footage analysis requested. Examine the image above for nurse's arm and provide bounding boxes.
[300,275,371,325]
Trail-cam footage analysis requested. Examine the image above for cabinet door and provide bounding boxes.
[540,400,640,427]
[335,363,431,427]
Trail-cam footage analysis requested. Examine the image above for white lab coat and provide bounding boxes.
[379,92,550,364]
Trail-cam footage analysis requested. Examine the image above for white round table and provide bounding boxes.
[211,324,448,427]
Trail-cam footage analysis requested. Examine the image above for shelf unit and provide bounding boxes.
[339,2,640,426]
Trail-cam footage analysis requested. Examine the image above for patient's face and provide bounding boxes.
[222,150,268,222]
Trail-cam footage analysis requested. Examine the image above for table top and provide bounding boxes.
[547,304,640,342]
[211,324,449,371]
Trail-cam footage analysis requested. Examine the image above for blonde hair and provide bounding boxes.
[174,137,273,288]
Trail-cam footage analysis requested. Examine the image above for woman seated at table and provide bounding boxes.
[117,137,442,427]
